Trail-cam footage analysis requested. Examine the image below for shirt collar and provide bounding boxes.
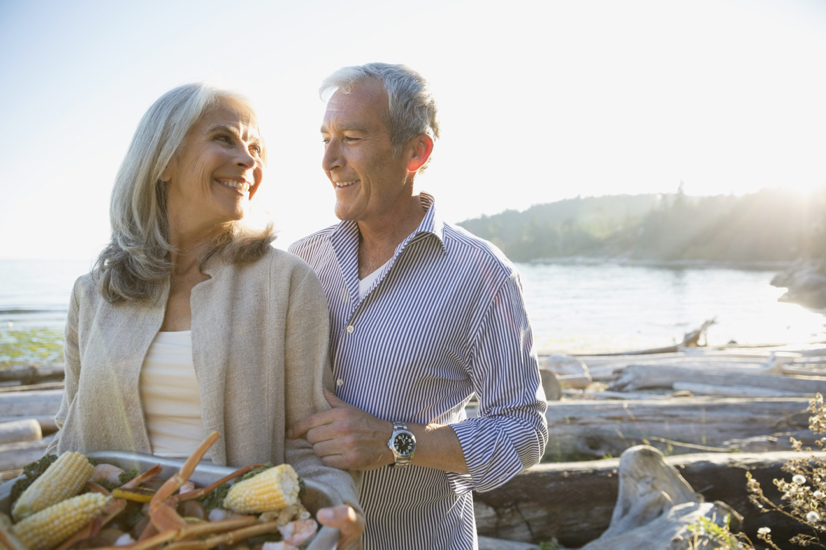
[329,191,446,253]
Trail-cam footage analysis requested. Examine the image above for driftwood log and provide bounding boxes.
[0,436,54,471]
[539,355,592,390]
[609,364,826,395]
[0,420,41,446]
[580,348,826,382]
[474,450,826,548]
[542,397,811,459]
[0,365,64,386]
[580,446,744,550]
[478,536,536,550]
[0,390,62,435]
[0,390,63,418]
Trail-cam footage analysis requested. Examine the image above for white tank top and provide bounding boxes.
[140,331,208,458]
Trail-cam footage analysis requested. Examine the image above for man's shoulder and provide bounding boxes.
[287,225,338,260]
[441,221,518,278]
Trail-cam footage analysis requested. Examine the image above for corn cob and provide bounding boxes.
[222,464,300,514]
[13,493,109,550]
[12,452,93,522]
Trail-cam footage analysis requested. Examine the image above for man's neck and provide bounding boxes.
[356,194,426,279]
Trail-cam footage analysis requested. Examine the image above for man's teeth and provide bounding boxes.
[336,181,356,188]
[221,180,250,192]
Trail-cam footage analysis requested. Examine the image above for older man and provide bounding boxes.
[288,63,548,550]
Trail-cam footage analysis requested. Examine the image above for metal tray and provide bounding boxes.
[0,452,340,550]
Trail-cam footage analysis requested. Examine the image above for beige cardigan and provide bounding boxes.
[48,247,359,509]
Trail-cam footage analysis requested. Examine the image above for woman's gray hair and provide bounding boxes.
[320,63,439,163]
[96,83,275,303]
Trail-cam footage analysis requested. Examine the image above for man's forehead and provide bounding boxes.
[322,81,387,124]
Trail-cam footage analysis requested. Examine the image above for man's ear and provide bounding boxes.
[406,134,434,172]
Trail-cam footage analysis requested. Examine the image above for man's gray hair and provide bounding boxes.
[97,83,274,303]
[320,63,440,160]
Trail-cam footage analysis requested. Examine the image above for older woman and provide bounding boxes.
[47,84,362,547]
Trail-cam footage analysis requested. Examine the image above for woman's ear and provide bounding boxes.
[406,134,434,173]
[161,158,176,183]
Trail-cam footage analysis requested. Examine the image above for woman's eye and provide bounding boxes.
[250,144,262,155]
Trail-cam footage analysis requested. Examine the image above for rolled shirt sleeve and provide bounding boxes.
[448,274,548,494]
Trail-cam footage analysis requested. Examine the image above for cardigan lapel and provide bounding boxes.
[94,286,167,454]
[190,262,228,465]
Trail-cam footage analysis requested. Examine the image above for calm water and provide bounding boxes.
[519,261,826,352]
[1,258,824,352]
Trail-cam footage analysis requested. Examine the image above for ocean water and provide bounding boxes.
[0,259,93,330]
[1,258,824,353]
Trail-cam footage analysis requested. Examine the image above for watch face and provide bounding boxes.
[394,433,415,456]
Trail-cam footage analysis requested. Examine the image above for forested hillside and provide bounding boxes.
[458,188,826,264]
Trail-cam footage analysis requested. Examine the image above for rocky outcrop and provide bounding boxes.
[771,260,826,309]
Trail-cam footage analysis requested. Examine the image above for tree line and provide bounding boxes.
[458,187,826,265]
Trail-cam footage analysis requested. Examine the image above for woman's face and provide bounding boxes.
[164,98,264,233]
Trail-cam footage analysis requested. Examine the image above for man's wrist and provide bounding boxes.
[387,421,417,467]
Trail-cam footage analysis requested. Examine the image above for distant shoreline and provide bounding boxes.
[521,256,792,272]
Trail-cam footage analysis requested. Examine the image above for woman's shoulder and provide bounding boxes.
[257,246,318,278]
[70,271,101,304]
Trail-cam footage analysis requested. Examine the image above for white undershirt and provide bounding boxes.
[359,261,389,299]
[140,331,207,458]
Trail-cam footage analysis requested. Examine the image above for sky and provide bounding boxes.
[1,0,825,261]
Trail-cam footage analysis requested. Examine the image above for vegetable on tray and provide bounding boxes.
[0,431,320,550]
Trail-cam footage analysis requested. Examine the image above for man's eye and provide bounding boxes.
[343,136,359,142]
[216,135,232,144]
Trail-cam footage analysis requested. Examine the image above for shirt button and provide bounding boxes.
[346,325,354,333]
[336,379,344,387]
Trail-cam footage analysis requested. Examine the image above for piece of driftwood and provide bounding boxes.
[580,446,744,550]
[0,420,41,445]
[478,536,538,550]
[585,354,771,382]
[672,382,804,398]
[0,365,64,385]
[610,364,826,394]
[540,370,562,401]
[0,382,65,393]
[723,429,821,453]
[0,416,57,434]
[563,389,673,400]
[582,319,716,357]
[542,397,811,459]
[474,450,826,548]
[584,501,745,550]
[0,390,63,418]
[539,355,592,390]
[0,435,54,471]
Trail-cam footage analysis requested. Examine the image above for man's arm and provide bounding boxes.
[288,274,548,490]
[447,273,548,492]
[288,388,468,473]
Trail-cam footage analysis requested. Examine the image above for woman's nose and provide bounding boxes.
[235,146,257,167]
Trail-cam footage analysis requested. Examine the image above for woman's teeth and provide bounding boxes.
[220,180,250,192]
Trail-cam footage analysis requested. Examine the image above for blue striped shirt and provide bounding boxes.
[289,194,548,550]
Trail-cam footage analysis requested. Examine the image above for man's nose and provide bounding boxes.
[322,141,342,171]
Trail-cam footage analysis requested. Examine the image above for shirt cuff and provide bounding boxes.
[447,420,524,495]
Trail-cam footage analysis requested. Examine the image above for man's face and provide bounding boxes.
[320,80,410,224]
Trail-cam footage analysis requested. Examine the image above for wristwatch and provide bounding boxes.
[388,422,416,467]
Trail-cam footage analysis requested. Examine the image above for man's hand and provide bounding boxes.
[287,388,393,470]
[316,504,364,550]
